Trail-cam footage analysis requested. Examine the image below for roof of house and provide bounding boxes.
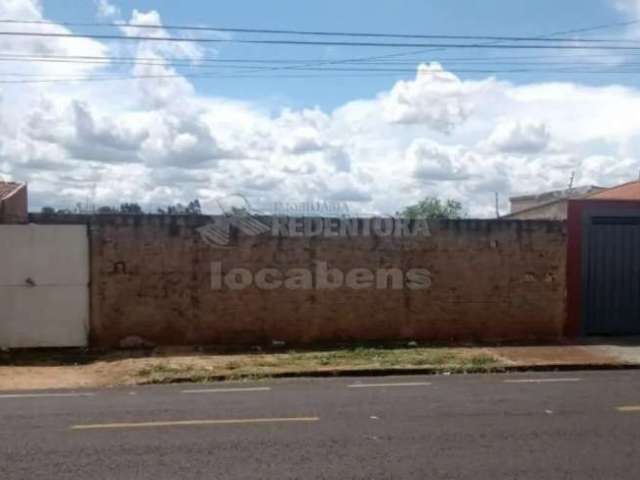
[504,180,640,218]
[586,180,640,200]
[502,197,570,218]
[0,181,24,201]
[504,184,603,218]
[509,185,604,203]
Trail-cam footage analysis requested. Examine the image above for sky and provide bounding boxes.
[2,0,640,216]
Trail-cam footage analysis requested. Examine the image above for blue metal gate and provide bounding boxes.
[584,216,640,335]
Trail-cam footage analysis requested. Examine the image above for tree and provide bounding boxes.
[97,206,116,214]
[399,197,465,220]
[185,199,201,215]
[119,203,143,214]
[166,204,185,214]
[158,199,202,215]
[40,206,56,216]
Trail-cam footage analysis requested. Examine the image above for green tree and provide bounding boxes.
[399,197,465,220]
[185,199,202,215]
[97,206,116,214]
[166,204,185,214]
[158,199,202,215]
[119,203,143,214]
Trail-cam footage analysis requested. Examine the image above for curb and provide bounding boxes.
[137,362,640,385]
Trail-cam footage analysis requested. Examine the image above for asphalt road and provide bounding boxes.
[1,370,640,479]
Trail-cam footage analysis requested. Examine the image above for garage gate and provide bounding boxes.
[582,212,640,335]
[0,224,89,348]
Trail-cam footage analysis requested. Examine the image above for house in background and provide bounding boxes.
[0,181,28,224]
[586,180,640,200]
[504,182,640,220]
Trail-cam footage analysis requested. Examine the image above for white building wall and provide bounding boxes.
[506,201,569,220]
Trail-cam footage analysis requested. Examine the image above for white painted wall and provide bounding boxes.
[0,225,89,348]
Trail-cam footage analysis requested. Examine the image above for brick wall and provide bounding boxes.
[0,184,28,224]
[72,215,567,347]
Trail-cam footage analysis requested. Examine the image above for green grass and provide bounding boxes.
[134,346,502,385]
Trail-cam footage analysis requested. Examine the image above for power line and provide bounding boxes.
[286,16,640,65]
[3,50,640,62]
[1,17,637,78]
[181,17,640,76]
[5,67,640,84]
[298,16,640,67]
[3,17,640,83]
[4,53,640,69]
[1,17,636,67]
[4,30,640,50]
[1,18,639,43]
[0,52,640,68]
[6,57,640,71]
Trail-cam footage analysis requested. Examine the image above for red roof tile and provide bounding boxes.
[587,180,640,200]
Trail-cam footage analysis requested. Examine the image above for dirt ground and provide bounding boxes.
[0,342,634,391]
[0,346,499,391]
[0,358,148,390]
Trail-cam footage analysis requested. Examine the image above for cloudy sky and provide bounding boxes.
[2,0,640,216]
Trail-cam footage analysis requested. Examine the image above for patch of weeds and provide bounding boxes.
[134,347,503,386]
[137,364,184,377]
[136,363,212,384]
[252,359,280,368]
[225,372,273,382]
[467,354,499,368]
[225,361,241,371]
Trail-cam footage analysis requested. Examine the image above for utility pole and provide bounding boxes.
[90,182,97,213]
[494,192,500,218]
[568,171,575,191]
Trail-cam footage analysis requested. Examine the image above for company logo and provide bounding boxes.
[197,194,431,247]
[210,261,432,290]
[196,194,270,247]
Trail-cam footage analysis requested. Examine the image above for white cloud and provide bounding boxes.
[0,0,42,20]
[279,127,324,155]
[486,120,551,154]
[408,139,470,181]
[381,62,497,134]
[141,113,232,166]
[614,0,640,15]
[120,9,206,63]
[95,0,120,19]
[611,0,640,39]
[4,0,640,217]
[116,9,206,109]
[25,99,147,163]
[0,0,109,78]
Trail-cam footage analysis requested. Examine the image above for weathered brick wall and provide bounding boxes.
[82,215,567,347]
[0,185,28,224]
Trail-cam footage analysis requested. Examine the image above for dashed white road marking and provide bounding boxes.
[617,405,640,413]
[70,416,319,430]
[348,382,432,388]
[181,387,272,394]
[503,378,581,384]
[0,392,96,399]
